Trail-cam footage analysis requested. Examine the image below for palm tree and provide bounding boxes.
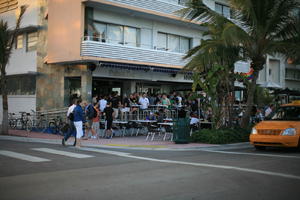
[180,0,299,128]
[0,6,27,135]
[184,17,242,128]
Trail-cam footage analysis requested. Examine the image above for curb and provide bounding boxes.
[0,135,251,151]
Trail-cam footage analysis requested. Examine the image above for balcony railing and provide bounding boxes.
[81,36,188,67]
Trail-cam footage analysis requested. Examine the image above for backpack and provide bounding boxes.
[68,111,74,121]
[87,104,97,119]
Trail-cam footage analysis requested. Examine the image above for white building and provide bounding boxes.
[0,0,299,122]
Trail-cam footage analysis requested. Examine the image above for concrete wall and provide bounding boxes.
[0,95,36,123]
[6,42,37,75]
[47,0,84,63]
[0,0,39,29]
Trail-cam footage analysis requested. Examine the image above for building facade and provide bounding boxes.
[0,0,299,121]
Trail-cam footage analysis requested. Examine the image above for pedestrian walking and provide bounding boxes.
[73,99,85,147]
[62,99,77,146]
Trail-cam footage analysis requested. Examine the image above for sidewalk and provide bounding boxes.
[6,129,218,150]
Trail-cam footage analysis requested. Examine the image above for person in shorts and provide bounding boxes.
[103,103,114,139]
[91,102,100,139]
[83,101,96,139]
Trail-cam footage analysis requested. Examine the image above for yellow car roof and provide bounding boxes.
[281,100,300,107]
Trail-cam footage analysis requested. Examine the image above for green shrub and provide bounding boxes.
[190,128,250,144]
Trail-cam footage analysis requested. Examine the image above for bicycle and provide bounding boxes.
[48,116,68,136]
[15,112,33,131]
[30,110,48,131]
[8,113,17,129]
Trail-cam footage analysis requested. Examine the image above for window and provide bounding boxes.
[0,0,17,14]
[107,24,123,45]
[286,69,300,80]
[15,34,23,49]
[124,26,140,47]
[157,32,190,53]
[215,3,231,18]
[90,21,141,47]
[178,0,188,6]
[0,75,36,95]
[93,22,106,42]
[157,33,167,51]
[27,32,38,51]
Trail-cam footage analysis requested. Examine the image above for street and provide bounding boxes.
[0,139,300,200]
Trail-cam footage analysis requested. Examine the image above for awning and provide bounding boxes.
[259,82,282,89]
[98,62,191,74]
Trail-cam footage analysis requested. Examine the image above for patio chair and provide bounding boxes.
[146,122,161,141]
[163,125,173,141]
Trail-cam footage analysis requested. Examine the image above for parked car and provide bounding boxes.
[250,101,300,150]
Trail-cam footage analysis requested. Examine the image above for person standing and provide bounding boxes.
[111,92,121,119]
[62,99,77,146]
[73,99,85,147]
[139,93,149,110]
[91,102,100,139]
[99,95,107,113]
[161,94,171,107]
[264,104,274,118]
[103,104,114,139]
[84,101,97,139]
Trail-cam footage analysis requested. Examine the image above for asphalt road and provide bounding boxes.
[0,139,300,200]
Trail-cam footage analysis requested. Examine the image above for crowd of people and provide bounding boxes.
[62,90,278,147]
[62,91,208,147]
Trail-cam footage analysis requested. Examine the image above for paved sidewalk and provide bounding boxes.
[5,129,218,150]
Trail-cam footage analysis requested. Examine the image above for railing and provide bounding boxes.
[83,36,189,54]
[81,38,188,67]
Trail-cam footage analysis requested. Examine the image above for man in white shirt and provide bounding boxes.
[139,93,149,110]
[99,96,107,112]
[265,104,274,117]
[62,99,77,146]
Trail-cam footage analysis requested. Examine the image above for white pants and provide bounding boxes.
[74,121,83,139]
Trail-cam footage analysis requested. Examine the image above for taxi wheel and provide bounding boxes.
[254,145,266,150]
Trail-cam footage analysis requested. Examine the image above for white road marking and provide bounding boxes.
[80,147,131,156]
[201,150,300,159]
[79,147,300,181]
[0,150,50,162]
[32,148,94,158]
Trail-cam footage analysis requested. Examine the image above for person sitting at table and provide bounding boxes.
[190,113,200,125]
[155,111,164,123]
[146,112,156,120]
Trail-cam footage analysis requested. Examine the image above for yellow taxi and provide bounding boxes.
[250,101,300,150]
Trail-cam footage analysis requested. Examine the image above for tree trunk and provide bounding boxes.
[1,70,8,135]
[240,70,259,128]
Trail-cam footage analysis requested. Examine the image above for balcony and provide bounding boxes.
[81,37,188,67]
[103,0,185,17]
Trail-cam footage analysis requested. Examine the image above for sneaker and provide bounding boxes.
[62,138,65,146]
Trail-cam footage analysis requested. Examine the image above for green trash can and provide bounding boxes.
[173,118,190,144]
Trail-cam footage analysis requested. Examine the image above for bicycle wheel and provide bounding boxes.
[48,122,58,134]
[16,119,23,130]
[25,119,33,132]
[37,119,47,131]
[9,119,17,129]
[58,122,69,136]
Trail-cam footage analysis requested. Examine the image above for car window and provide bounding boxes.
[270,106,300,121]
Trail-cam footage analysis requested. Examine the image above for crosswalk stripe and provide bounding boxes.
[0,150,51,162]
[32,148,94,158]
